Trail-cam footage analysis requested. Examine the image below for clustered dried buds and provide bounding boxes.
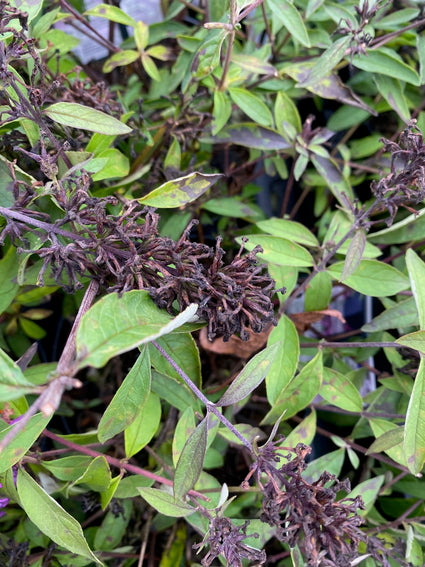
[1,172,278,341]
[194,516,266,567]
[372,122,425,223]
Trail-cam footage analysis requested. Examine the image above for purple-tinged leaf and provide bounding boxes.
[217,343,280,407]
[201,123,291,150]
[340,229,366,281]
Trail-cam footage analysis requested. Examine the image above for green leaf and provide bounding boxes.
[348,475,384,515]
[149,333,201,387]
[311,154,354,206]
[212,90,232,135]
[256,218,318,247]
[134,20,149,51]
[17,468,103,565]
[374,75,410,123]
[362,298,418,332]
[84,3,136,26]
[406,249,425,329]
[69,456,111,493]
[43,103,132,135]
[404,359,425,474]
[201,123,291,150]
[274,91,302,139]
[124,391,161,458]
[98,347,151,443]
[201,197,260,218]
[297,37,351,87]
[367,424,404,455]
[217,342,280,406]
[0,247,19,314]
[228,87,273,127]
[328,260,410,297]
[151,371,201,412]
[268,0,310,47]
[0,413,51,473]
[103,50,139,73]
[368,208,425,244]
[236,235,314,267]
[141,53,161,81]
[262,351,323,424]
[265,316,299,404]
[172,407,196,466]
[352,49,421,86]
[94,499,132,550]
[320,367,363,412]
[76,292,198,369]
[0,347,39,402]
[174,416,208,500]
[164,136,181,171]
[396,331,425,355]
[303,448,345,483]
[231,53,277,76]
[139,172,222,207]
[91,148,130,181]
[340,229,366,281]
[304,271,332,312]
[41,456,93,481]
[137,487,196,517]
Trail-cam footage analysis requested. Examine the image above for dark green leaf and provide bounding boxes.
[311,154,353,206]
[352,49,420,86]
[374,75,410,123]
[139,172,222,208]
[0,247,19,314]
[217,342,280,406]
[228,87,273,127]
[98,347,151,443]
[406,249,425,329]
[149,333,201,387]
[297,37,350,87]
[124,391,161,458]
[268,0,310,47]
[174,415,208,499]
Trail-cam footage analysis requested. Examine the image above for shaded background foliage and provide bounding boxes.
[1,0,425,566]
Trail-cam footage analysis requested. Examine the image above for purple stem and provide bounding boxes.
[152,341,253,453]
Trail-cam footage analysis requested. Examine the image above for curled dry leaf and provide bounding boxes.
[289,309,346,333]
[199,325,273,359]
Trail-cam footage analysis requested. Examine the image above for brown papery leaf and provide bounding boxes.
[199,325,273,359]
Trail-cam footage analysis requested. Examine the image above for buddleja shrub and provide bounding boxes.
[1,0,425,565]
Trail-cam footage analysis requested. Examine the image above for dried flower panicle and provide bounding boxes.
[372,121,425,224]
[194,516,266,567]
[2,172,278,341]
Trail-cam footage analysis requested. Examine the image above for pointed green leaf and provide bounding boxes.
[348,475,384,515]
[328,260,410,297]
[103,50,140,73]
[84,3,136,26]
[172,407,196,466]
[98,348,151,443]
[149,333,201,387]
[406,249,425,329]
[134,20,149,51]
[0,347,39,401]
[262,351,323,424]
[305,271,332,311]
[265,316,299,404]
[44,102,132,135]
[404,359,425,474]
[17,468,103,565]
[367,424,404,455]
[0,247,19,314]
[137,487,196,517]
[352,49,420,86]
[69,456,111,493]
[340,229,366,281]
[139,172,222,207]
[76,292,198,369]
[0,413,51,473]
[217,343,280,406]
[237,235,313,267]
[320,367,363,412]
[174,416,208,500]
[212,90,232,135]
[268,0,310,47]
[124,391,161,458]
[374,75,410,123]
[141,53,160,81]
[228,87,273,127]
[303,449,345,483]
[362,297,418,333]
[256,218,318,247]
[231,53,277,76]
[396,331,425,355]
[298,37,351,87]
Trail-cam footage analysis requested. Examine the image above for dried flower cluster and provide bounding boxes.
[1,173,278,341]
[194,516,266,567]
[372,122,425,222]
